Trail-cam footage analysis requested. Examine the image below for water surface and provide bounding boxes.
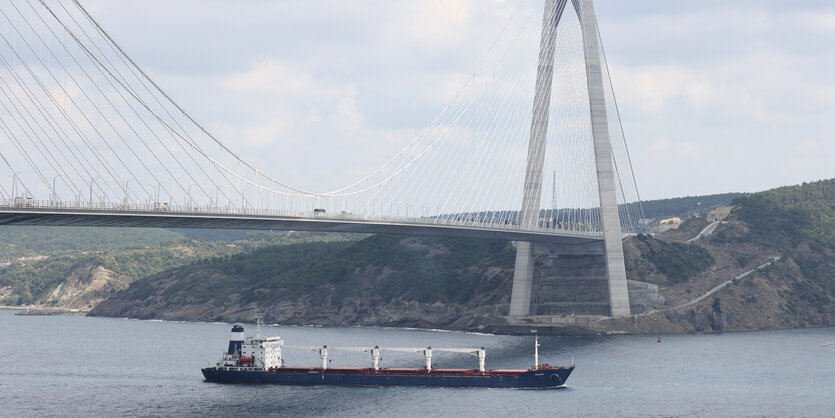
[2,309,833,417]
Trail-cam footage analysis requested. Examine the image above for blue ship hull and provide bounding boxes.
[202,366,574,389]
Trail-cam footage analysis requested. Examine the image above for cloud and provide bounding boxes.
[240,107,297,148]
[212,60,367,149]
[337,85,364,131]
[381,0,473,47]
[223,59,340,100]
[646,137,705,160]
[795,11,835,33]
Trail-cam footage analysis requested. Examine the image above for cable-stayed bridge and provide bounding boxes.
[0,0,645,318]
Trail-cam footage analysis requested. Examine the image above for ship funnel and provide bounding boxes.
[228,324,245,355]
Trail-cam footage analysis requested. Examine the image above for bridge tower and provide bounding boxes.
[509,0,630,318]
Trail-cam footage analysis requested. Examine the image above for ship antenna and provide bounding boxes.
[535,335,539,368]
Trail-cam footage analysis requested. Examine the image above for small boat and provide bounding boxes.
[202,317,574,389]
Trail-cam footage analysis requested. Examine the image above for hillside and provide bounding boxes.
[4,182,832,334]
[89,179,834,334]
[92,236,516,326]
[593,179,835,334]
[0,232,361,308]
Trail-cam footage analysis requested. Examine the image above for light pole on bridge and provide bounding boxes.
[89,177,103,206]
[9,172,21,199]
[51,175,63,206]
[123,180,135,208]
[186,183,197,209]
[155,182,167,204]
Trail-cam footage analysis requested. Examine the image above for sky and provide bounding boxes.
[78,0,835,201]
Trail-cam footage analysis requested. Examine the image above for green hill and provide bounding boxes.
[731,179,834,249]
[638,192,745,220]
[0,226,353,261]
[0,226,186,260]
[729,179,835,312]
[0,232,361,307]
[91,235,516,325]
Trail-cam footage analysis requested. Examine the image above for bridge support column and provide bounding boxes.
[510,0,631,318]
[575,0,630,316]
[509,0,567,318]
[509,242,535,317]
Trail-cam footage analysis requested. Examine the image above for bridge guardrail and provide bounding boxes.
[0,198,603,238]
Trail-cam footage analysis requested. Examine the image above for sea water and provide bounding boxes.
[1,309,833,417]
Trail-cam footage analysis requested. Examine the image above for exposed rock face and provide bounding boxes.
[43,265,130,310]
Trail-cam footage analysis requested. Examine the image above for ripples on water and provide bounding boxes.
[2,309,834,417]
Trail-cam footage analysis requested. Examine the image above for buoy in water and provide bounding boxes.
[657,336,662,343]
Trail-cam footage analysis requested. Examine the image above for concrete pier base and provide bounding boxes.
[509,242,535,317]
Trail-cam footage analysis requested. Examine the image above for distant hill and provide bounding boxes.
[168,229,296,242]
[637,192,745,220]
[0,226,186,260]
[0,226,358,261]
[730,179,834,250]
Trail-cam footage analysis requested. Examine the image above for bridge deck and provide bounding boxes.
[0,206,602,245]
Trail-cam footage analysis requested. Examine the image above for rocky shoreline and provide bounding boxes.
[4,306,88,316]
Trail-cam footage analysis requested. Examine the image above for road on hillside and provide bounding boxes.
[646,256,781,315]
[686,221,721,243]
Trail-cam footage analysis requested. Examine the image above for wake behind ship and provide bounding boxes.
[202,320,574,389]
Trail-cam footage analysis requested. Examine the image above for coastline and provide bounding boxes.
[1,305,90,316]
[5,306,834,337]
[82,309,835,337]
[1,305,89,311]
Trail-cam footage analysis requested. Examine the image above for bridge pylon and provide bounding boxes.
[509,0,630,318]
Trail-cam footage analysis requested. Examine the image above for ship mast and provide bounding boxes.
[534,335,539,368]
[254,310,263,339]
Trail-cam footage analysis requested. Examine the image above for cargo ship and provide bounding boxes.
[202,318,574,389]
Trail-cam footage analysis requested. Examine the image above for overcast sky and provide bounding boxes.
[80,0,835,201]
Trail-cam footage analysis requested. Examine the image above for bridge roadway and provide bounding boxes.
[0,204,602,245]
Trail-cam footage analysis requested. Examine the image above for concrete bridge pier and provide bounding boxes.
[509,0,631,319]
[509,242,535,317]
[509,0,564,318]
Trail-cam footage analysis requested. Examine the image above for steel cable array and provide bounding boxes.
[0,0,644,235]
